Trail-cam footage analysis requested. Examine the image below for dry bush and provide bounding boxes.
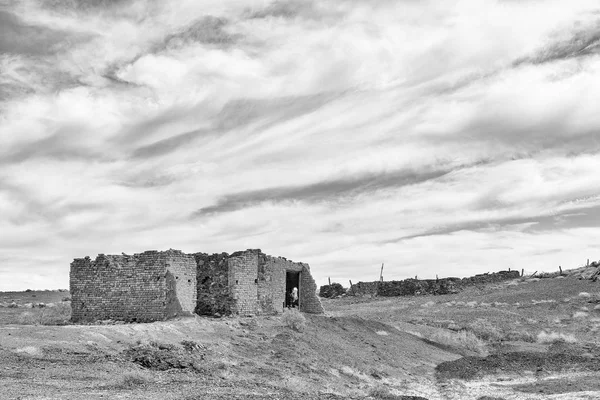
[537,331,577,344]
[117,371,151,388]
[319,283,346,298]
[282,308,306,332]
[573,311,589,319]
[466,319,503,342]
[505,330,536,342]
[180,340,205,352]
[428,330,487,356]
[125,342,202,371]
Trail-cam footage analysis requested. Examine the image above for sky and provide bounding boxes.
[1,0,600,291]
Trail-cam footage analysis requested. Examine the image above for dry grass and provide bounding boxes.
[537,331,577,344]
[115,370,152,388]
[466,319,503,342]
[16,303,71,325]
[428,330,487,356]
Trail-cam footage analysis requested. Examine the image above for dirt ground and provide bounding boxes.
[2,276,600,399]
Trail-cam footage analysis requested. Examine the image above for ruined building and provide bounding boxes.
[70,249,324,322]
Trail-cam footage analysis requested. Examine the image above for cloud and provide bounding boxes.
[2,0,600,290]
[162,16,241,49]
[0,10,73,55]
[194,167,456,216]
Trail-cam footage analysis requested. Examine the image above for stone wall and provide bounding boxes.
[194,252,233,316]
[71,248,324,321]
[300,264,325,314]
[70,250,196,322]
[165,251,197,318]
[351,270,521,298]
[228,249,260,315]
[227,249,324,315]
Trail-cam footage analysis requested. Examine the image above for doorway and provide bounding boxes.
[285,271,300,309]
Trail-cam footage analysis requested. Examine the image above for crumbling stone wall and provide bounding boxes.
[351,270,520,297]
[194,252,233,316]
[70,248,323,321]
[377,278,459,296]
[70,250,196,322]
[228,250,260,315]
[227,249,324,315]
[300,264,324,313]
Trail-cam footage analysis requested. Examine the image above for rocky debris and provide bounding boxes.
[566,261,600,280]
[436,350,600,381]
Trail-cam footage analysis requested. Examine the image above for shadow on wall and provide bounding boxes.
[165,271,184,318]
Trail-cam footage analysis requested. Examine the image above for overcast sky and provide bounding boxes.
[1,0,600,291]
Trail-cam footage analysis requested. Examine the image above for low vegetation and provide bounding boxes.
[124,340,205,371]
[319,282,347,298]
[115,371,152,388]
[281,308,306,331]
[427,330,488,356]
[465,319,503,342]
[537,331,577,344]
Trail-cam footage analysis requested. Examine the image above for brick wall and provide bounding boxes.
[268,255,302,314]
[228,249,259,315]
[226,250,324,315]
[70,250,196,322]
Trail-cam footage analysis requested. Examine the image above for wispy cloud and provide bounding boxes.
[1,0,600,290]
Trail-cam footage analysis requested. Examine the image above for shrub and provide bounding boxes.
[124,342,199,371]
[505,330,536,342]
[319,283,346,298]
[428,330,487,356]
[181,340,205,352]
[537,331,577,344]
[117,371,151,388]
[466,319,503,342]
[282,308,306,332]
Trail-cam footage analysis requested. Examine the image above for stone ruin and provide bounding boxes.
[70,249,324,323]
[350,270,521,297]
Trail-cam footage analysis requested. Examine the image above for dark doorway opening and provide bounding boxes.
[285,271,300,309]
